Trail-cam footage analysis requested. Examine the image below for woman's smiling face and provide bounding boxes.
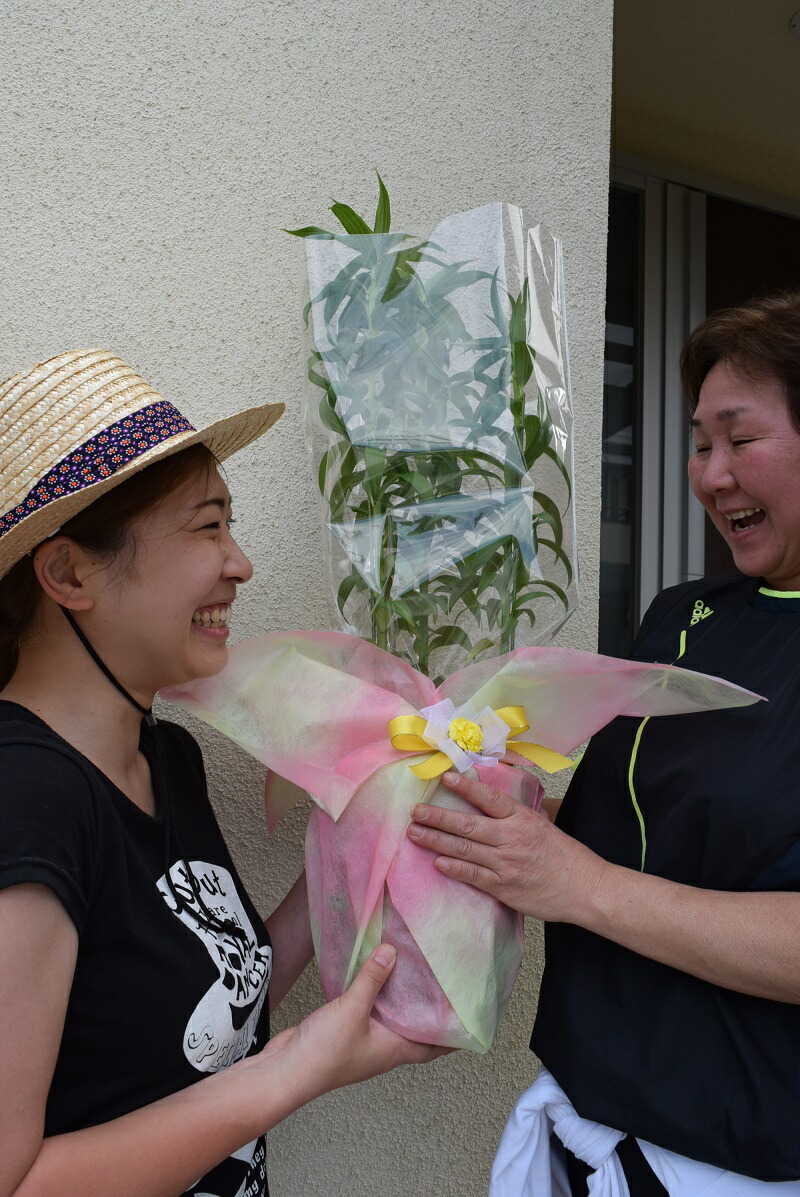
[90,465,253,695]
[688,360,800,590]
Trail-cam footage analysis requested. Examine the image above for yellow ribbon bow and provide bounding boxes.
[387,705,574,780]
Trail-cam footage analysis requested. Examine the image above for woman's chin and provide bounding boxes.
[731,545,800,589]
[192,649,230,682]
[725,524,772,577]
[160,647,230,691]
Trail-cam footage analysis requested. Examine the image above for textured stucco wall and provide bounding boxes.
[1,2,612,1193]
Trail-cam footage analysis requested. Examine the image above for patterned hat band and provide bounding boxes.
[0,400,195,542]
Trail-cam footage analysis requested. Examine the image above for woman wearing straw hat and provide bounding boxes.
[0,350,439,1197]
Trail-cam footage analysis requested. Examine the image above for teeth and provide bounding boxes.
[724,508,762,521]
[192,605,231,626]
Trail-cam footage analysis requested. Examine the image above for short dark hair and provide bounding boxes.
[0,443,219,688]
[680,290,800,431]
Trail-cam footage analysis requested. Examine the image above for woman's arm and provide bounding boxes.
[407,772,800,1004]
[0,885,79,1196]
[1,884,439,1197]
[265,872,314,1008]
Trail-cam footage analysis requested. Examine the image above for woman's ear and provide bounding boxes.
[32,538,97,611]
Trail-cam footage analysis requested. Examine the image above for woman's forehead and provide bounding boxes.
[198,469,232,506]
[181,465,231,506]
[695,361,788,422]
[138,466,231,531]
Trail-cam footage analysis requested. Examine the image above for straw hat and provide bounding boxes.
[0,349,284,579]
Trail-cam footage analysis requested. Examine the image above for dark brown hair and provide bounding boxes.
[680,290,800,431]
[0,443,219,688]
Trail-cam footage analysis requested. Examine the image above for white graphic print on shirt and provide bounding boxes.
[190,1134,267,1197]
[157,861,272,1074]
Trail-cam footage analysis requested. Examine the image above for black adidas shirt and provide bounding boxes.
[0,702,272,1197]
[532,575,800,1181]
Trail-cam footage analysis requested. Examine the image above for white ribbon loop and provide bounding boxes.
[419,698,511,773]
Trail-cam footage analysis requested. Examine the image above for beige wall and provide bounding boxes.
[613,0,800,207]
[2,2,613,1193]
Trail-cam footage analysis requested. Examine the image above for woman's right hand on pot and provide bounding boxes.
[407,771,607,923]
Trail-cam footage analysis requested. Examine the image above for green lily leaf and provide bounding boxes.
[536,536,573,585]
[374,173,391,234]
[382,242,427,304]
[533,491,563,543]
[284,226,335,238]
[317,393,348,438]
[529,577,570,610]
[464,637,497,663]
[337,572,366,617]
[428,624,474,653]
[330,202,372,235]
[390,596,417,630]
[485,597,502,630]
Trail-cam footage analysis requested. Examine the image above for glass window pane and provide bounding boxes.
[599,186,642,657]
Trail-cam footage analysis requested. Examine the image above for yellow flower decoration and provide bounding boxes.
[448,717,484,753]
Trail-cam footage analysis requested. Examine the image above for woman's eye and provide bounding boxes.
[732,439,754,447]
[692,444,710,454]
[226,517,237,530]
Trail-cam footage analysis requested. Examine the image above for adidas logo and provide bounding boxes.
[690,598,713,626]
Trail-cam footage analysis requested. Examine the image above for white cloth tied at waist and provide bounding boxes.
[489,1068,800,1197]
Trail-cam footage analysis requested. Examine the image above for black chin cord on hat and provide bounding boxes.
[61,606,156,724]
[60,607,245,943]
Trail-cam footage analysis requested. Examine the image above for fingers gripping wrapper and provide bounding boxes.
[163,632,762,1052]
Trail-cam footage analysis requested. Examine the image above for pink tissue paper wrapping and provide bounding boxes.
[163,630,761,1053]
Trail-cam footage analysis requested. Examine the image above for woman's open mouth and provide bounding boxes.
[725,508,765,534]
[192,604,231,628]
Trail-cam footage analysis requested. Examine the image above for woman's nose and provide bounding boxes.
[223,531,254,582]
[700,448,735,493]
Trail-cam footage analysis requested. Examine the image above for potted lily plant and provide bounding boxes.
[288,177,577,681]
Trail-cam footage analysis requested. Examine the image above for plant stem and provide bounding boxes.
[372,510,396,651]
[499,538,519,653]
[415,582,430,676]
[499,281,533,653]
